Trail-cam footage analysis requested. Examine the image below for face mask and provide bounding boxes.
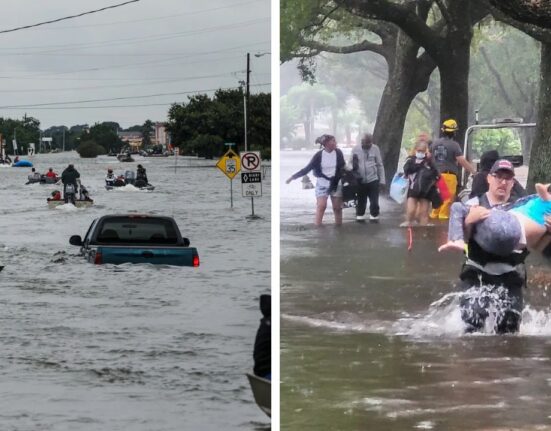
[415,151,425,159]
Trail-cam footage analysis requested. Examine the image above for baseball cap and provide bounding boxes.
[473,210,522,256]
[489,159,514,175]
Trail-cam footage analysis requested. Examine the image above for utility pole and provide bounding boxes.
[63,128,65,152]
[245,52,250,152]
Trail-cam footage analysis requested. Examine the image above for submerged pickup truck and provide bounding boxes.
[69,214,199,267]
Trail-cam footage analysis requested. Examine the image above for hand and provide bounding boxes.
[379,183,388,194]
[465,205,490,226]
[545,215,551,234]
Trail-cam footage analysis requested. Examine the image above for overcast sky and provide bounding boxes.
[0,0,270,129]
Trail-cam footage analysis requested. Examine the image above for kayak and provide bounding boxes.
[47,198,94,208]
[246,373,271,417]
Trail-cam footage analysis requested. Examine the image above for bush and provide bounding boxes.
[77,140,107,158]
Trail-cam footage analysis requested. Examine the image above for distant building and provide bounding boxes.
[154,122,168,146]
[117,131,142,150]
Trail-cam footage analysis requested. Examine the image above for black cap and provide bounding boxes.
[490,159,514,175]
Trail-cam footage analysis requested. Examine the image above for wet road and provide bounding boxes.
[281,149,551,431]
[0,152,270,430]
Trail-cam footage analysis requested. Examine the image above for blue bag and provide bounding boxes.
[390,172,408,204]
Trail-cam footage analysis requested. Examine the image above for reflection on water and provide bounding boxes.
[0,152,270,430]
[281,150,551,431]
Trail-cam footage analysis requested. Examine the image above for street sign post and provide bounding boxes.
[240,151,262,218]
[216,144,241,208]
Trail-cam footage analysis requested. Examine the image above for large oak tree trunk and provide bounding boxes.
[373,31,434,182]
[527,42,551,192]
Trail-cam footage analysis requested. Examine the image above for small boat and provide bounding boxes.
[105,183,155,191]
[13,160,33,167]
[117,154,134,162]
[47,198,94,208]
[246,373,271,417]
[26,175,60,185]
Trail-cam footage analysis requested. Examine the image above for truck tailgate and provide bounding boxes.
[97,246,199,266]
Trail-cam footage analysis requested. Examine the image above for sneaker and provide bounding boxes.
[369,215,379,223]
[399,221,411,227]
[356,215,367,221]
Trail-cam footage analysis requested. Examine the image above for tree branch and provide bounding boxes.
[479,45,518,113]
[336,0,446,61]
[303,4,342,32]
[487,2,551,42]
[488,0,551,30]
[300,37,386,57]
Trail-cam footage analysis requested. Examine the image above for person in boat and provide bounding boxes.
[115,174,126,187]
[253,294,271,380]
[61,164,80,203]
[136,164,148,183]
[50,190,62,200]
[441,160,531,334]
[105,168,117,186]
[28,167,42,182]
[45,167,58,179]
[14,156,19,163]
[79,183,92,201]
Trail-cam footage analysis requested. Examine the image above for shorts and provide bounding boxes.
[315,182,343,198]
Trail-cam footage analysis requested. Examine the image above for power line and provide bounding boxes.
[0,18,270,53]
[0,83,271,109]
[0,84,272,108]
[0,41,269,80]
[0,1,141,35]
[40,0,265,31]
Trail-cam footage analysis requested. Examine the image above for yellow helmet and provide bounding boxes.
[442,119,458,132]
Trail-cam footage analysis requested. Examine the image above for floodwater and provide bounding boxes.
[0,152,270,430]
[281,149,551,431]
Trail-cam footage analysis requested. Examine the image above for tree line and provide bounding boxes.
[281,0,551,191]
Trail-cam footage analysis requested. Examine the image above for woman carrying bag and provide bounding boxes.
[401,140,441,227]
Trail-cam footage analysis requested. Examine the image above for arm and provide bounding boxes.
[456,155,476,175]
[375,146,385,184]
[286,152,318,183]
[403,157,419,175]
[463,205,491,240]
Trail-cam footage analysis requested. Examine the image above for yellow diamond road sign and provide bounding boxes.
[216,149,241,179]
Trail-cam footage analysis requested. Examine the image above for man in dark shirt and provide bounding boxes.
[429,119,476,219]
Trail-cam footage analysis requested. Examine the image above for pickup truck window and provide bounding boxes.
[96,217,179,244]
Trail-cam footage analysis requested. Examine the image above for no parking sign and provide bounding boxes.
[240,151,262,197]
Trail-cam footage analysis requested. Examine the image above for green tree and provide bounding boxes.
[80,122,124,154]
[0,116,40,154]
[166,88,271,159]
[142,119,154,147]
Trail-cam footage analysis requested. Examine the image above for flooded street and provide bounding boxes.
[0,152,270,430]
[281,150,551,431]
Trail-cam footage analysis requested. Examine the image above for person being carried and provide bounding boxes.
[286,134,345,226]
[401,138,440,227]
